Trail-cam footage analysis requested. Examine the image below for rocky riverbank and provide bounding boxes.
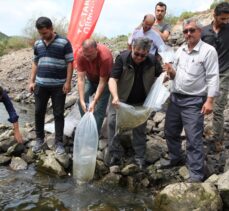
[0,13,229,209]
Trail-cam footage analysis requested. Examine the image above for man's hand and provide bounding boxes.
[13,122,23,144]
[201,97,213,115]
[63,82,71,94]
[112,96,120,108]
[14,130,23,144]
[80,100,87,113]
[28,82,35,93]
[162,63,176,79]
[88,100,96,113]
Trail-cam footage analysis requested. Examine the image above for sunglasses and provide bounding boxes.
[183,28,197,34]
[134,52,147,58]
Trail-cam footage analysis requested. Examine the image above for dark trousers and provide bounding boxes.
[34,85,66,142]
[165,94,205,180]
[107,101,146,159]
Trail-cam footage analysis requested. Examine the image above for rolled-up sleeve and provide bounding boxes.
[2,91,19,123]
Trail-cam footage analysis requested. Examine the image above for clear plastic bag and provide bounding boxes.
[143,72,170,111]
[158,45,175,64]
[116,102,151,132]
[73,112,99,183]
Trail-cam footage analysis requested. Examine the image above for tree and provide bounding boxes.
[23,17,69,44]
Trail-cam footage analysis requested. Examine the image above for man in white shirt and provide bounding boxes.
[128,14,165,55]
[161,18,219,183]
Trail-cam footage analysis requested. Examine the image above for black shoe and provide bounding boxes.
[109,156,121,166]
[159,158,185,169]
[134,158,145,170]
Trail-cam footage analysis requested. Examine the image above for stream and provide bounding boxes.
[0,166,153,210]
[0,103,154,210]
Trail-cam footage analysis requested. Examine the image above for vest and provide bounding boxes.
[117,51,157,102]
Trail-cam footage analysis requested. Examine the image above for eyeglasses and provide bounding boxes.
[134,52,147,58]
[183,28,196,34]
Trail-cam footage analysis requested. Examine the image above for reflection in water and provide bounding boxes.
[0,166,153,210]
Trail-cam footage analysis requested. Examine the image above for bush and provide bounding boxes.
[164,14,179,26]
[0,39,8,56]
[179,11,196,20]
[7,37,29,50]
[0,36,29,56]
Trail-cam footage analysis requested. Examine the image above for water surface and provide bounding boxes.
[0,166,153,210]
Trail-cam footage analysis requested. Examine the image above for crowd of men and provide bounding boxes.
[1,2,228,183]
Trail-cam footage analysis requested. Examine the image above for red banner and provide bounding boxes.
[68,0,104,64]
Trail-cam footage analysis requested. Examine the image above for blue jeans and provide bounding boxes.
[78,79,110,134]
[34,85,66,142]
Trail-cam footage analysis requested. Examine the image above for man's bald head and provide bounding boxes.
[82,39,97,49]
[142,14,155,32]
[81,39,98,61]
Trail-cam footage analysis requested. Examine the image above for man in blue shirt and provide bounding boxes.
[28,17,74,155]
[0,86,23,143]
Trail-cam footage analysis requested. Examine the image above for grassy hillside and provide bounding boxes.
[0,31,9,40]
[0,32,29,56]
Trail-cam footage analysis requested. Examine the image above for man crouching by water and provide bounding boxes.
[107,37,162,170]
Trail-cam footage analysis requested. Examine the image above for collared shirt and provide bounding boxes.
[0,91,19,123]
[201,23,229,73]
[77,44,113,83]
[128,28,165,55]
[171,39,219,97]
[33,34,74,86]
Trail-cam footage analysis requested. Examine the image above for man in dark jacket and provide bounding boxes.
[107,37,162,169]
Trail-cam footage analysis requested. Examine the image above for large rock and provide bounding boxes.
[153,182,222,211]
[6,143,25,156]
[0,155,11,165]
[0,129,13,142]
[121,164,139,176]
[101,172,122,187]
[42,154,66,176]
[10,157,28,170]
[0,137,15,152]
[217,170,229,209]
[145,135,168,163]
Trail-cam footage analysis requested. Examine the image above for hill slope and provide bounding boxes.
[0,32,9,40]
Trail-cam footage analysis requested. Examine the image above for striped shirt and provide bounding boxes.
[33,34,74,86]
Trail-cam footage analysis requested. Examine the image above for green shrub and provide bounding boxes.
[7,37,29,50]
[179,11,196,20]
[164,14,179,26]
[0,39,8,56]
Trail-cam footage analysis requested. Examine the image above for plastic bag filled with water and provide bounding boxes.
[116,102,151,132]
[73,112,98,184]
